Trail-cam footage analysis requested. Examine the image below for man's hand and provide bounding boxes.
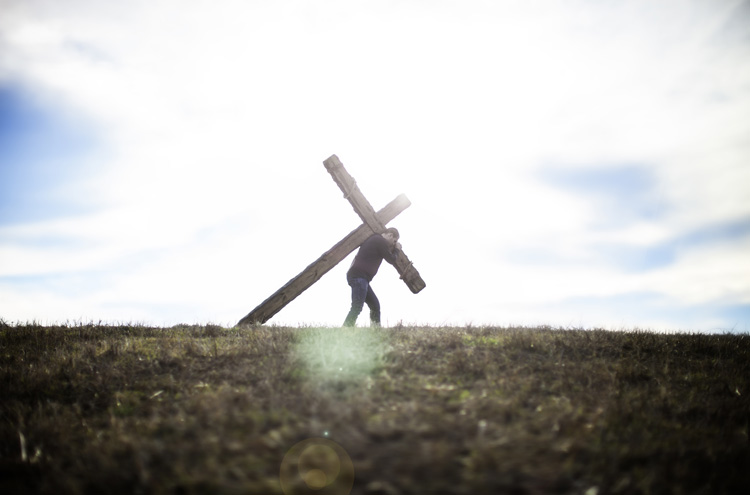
[395,242,402,251]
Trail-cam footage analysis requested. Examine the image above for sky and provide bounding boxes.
[1,0,749,332]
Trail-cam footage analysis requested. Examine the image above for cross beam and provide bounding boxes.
[237,155,425,326]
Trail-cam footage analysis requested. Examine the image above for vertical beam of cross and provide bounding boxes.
[323,155,426,294]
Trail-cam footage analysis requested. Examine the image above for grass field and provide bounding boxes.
[1,321,748,494]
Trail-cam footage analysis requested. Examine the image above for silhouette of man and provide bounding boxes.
[343,228,401,327]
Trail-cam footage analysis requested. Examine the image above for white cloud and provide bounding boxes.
[1,0,748,330]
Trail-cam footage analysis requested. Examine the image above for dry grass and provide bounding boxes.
[1,321,748,494]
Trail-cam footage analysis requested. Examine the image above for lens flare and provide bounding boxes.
[294,328,388,383]
[280,438,354,495]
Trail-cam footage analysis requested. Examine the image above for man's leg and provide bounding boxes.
[343,277,369,327]
[365,285,381,327]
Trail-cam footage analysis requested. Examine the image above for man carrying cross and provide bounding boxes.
[343,228,402,327]
[237,155,424,327]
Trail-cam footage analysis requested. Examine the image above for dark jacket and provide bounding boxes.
[347,234,397,281]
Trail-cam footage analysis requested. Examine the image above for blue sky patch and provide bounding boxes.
[600,243,677,271]
[679,217,750,246]
[0,85,102,225]
[611,217,750,271]
[504,215,750,274]
[540,164,667,227]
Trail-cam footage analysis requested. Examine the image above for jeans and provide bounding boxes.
[343,276,380,327]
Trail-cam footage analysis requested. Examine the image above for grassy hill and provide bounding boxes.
[1,322,748,494]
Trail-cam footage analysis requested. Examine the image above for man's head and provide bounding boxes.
[381,227,400,246]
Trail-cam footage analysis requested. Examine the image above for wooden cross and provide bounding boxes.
[237,154,425,326]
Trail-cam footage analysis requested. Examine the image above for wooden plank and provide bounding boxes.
[323,154,426,294]
[237,194,411,326]
[391,246,426,294]
[323,154,383,230]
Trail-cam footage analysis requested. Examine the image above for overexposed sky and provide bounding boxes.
[1,0,749,331]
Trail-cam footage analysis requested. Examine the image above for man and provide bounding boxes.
[343,227,402,327]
